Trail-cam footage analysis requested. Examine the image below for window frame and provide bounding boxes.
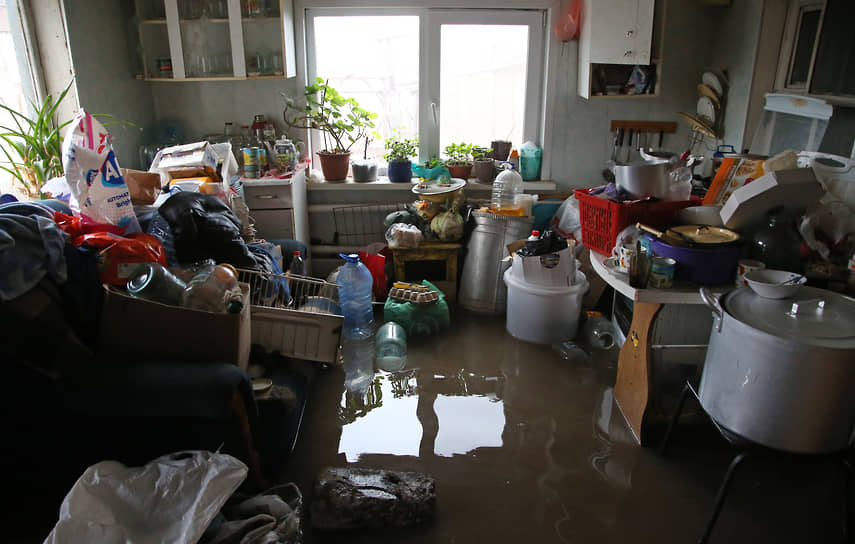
[298,1,550,169]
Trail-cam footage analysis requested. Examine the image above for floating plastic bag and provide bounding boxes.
[549,195,582,245]
[62,109,140,234]
[45,450,247,544]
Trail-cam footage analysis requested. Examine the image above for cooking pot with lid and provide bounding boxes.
[698,286,855,454]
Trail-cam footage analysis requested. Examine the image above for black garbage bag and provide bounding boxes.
[158,192,257,268]
[518,228,569,257]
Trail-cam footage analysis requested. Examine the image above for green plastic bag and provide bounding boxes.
[383,281,450,337]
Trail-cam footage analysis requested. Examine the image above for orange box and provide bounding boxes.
[703,156,766,206]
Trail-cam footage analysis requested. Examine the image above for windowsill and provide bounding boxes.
[306,178,557,192]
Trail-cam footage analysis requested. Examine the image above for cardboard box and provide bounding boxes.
[506,239,577,287]
[156,141,218,172]
[703,156,767,206]
[121,168,162,205]
[98,282,251,369]
[720,168,823,230]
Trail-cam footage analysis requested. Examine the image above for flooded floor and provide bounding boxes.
[282,314,847,543]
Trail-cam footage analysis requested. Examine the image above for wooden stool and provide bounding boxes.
[391,242,461,302]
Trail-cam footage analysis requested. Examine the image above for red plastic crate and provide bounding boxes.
[574,188,701,256]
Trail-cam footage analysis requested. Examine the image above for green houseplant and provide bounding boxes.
[0,80,136,198]
[0,81,74,198]
[443,141,474,180]
[472,145,495,183]
[283,77,377,181]
[383,131,418,183]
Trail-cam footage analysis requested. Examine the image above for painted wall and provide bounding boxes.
[546,0,728,189]
[706,0,764,152]
[64,0,156,169]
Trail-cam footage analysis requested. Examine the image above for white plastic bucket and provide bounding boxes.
[503,268,589,344]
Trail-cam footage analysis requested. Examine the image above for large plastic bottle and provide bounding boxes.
[336,253,376,339]
[490,166,524,216]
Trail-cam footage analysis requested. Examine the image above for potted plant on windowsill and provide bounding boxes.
[443,142,473,180]
[282,77,377,182]
[352,129,381,182]
[472,146,495,184]
[383,130,418,183]
[0,80,136,199]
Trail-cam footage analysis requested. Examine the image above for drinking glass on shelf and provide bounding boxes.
[246,53,261,75]
[271,53,283,75]
[258,52,273,75]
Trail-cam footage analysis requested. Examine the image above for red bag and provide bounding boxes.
[359,251,387,298]
[73,231,167,285]
[54,211,126,237]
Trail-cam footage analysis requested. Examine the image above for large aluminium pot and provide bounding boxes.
[698,286,855,454]
[612,160,670,199]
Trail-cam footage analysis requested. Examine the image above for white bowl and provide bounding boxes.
[744,269,807,299]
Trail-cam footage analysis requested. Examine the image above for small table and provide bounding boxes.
[391,242,462,302]
[590,252,728,445]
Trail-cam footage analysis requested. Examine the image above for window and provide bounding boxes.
[777,0,855,101]
[305,7,545,164]
[0,0,42,198]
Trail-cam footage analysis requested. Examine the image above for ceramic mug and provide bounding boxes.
[612,244,636,274]
[735,259,765,287]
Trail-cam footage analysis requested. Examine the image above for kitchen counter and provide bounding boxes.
[590,251,728,445]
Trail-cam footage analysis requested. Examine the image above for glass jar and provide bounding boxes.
[127,263,186,306]
[751,208,802,273]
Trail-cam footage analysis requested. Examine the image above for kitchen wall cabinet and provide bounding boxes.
[135,0,295,81]
[578,0,656,99]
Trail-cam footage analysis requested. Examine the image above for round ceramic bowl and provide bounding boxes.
[744,268,807,299]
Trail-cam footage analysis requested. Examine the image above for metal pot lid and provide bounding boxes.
[723,286,855,347]
[669,224,740,245]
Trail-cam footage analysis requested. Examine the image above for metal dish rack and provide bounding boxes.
[237,268,343,364]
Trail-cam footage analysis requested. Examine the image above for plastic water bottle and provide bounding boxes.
[375,322,407,371]
[288,251,305,276]
[336,253,375,339]
[341,335,375,393]
[490,166,524,216]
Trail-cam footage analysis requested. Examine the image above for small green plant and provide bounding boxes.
[0,79,136,197]
[443,142,473,166]
[383,130,418,162]
[282,77,377,154]
[472,146,491,161]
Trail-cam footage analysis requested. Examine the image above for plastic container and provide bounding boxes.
[336,253,376,339]
[341,335,375,393]
[491,167,524,216]
[182,264,243,313]
[375,321,407,371]
[582,311,615,350]
[520,142,542,181]
[503,268,589,344]
[574,187,701,256]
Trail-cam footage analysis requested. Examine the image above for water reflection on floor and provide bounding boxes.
[282,315,846,543]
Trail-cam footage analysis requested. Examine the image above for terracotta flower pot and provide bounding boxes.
[447,164,472,180]
[318,151,351,181]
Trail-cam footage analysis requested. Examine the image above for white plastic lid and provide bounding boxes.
[763,93,833,120]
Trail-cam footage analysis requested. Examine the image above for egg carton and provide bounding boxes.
[389,282,440,305]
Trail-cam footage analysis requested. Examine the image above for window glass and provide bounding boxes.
[439,24,528,152]
[0,0,31,198]
[787,7,820,88]
[314,15,419,159]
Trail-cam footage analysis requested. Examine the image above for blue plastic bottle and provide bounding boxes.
[336,253,376,339]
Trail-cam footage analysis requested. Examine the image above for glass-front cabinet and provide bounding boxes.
[135,0,294,81]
